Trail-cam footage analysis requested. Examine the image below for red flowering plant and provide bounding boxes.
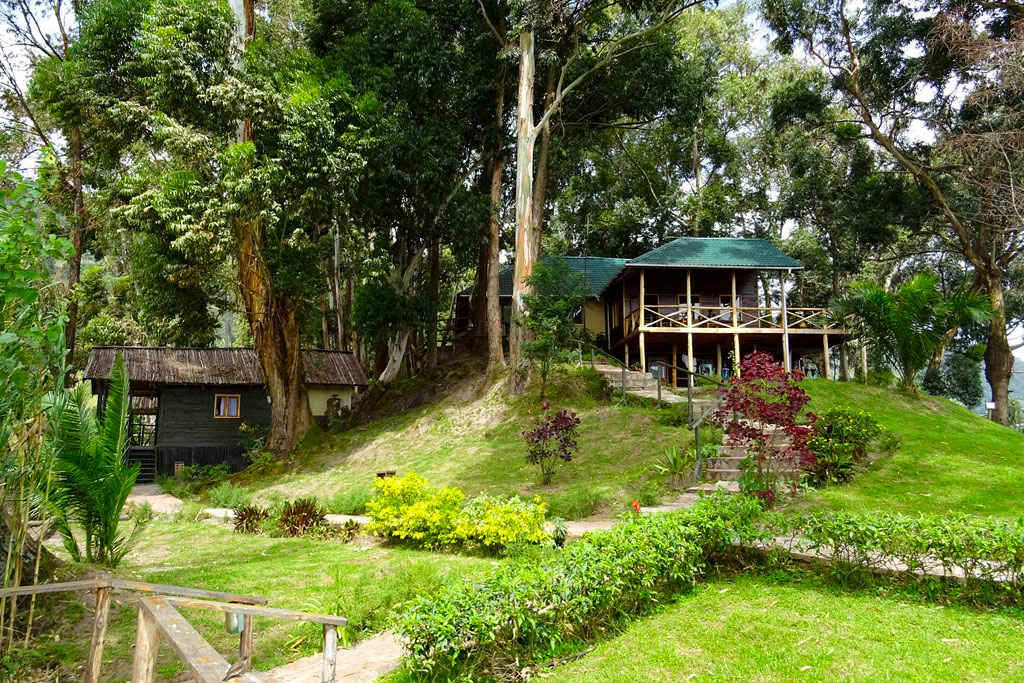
[523,402,582,485]
[713,351,816,504]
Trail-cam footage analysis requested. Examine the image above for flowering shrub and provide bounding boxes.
[455,495,549,549]
[366,473,465,549]
[397,494,763,678]
[714,351,815,502]
[366,473,549,551]
[523,403,582,484]
[803,408,883,487]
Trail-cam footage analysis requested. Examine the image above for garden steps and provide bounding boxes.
[700,423,802,486]
[592,362,713,408]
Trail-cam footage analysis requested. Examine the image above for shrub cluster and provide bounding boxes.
[396,494,762,677]
[803,408,883,487]
[795,511,1024,602]
[232,497,340,540]
[366,473,549,551]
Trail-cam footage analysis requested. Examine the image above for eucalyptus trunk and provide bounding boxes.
[981,272,1013,425]
[425,237,440,370]
[509,30,536,391]
[485,74,507,372]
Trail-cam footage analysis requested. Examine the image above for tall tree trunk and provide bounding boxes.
[530,65,557,260]
[425,236,440,370]
[981,272,1013,425]
[65,125,85,371]
[509,30,536,391]
[485,123,506,371]
[471,239,489,347]
[379,252,423,384]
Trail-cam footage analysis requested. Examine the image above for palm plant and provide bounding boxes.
[46,354,141,567]
[831,275,990,393]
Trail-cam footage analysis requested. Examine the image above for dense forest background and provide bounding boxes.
[2,0,1022,448]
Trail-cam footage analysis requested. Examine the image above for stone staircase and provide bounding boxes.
[694,423,803,489]
[592,362,707,407]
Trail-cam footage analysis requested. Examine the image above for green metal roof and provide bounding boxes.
[626,237,801,270]
[495,256,628,298]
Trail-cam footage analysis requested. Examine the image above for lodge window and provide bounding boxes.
[214,394,240,419]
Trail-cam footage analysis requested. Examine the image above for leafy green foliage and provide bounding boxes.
[543,484,610,520]
[278,498,329,538]
[396,494,763,677]
[232,505,270,534]
[522,260,588,399]
[523,406,582,485]
[326,487,374,516]
[47,354,141,567]
[803,407,884,488]
[923,352,985,410]
[454,495,549,550]
[208,482,251,509]
[793,511,1024,604]
[833,275,991,393]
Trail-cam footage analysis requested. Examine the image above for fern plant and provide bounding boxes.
[46,354,141,567]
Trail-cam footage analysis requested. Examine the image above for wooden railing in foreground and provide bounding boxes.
[0,579,348,683]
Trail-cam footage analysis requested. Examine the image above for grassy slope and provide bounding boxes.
[549,575,1024,683]
[242,363,695,519]
[43,522,491,682]
[798,379,1024,519]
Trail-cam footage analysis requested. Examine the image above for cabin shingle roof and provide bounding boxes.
[490,256,627,298]
[626,237,801,270]
[83,347,368,387]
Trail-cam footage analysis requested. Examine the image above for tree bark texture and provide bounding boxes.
[425,236,440,370]
[65,125,85,369]
[485,74,507,372]
[509,30,536,390]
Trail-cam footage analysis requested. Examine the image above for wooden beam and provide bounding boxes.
[639,331,646,371]
[861,341,868,381]
[639,268,646,330]
[158,596,348,626]
[239,613,254,664]
[625,343,629,367]
[733,333,741,377]
[85,586,113,683]
[686,332,694,388]
[137,597,243,683]
[322,624,338,682]
[110,580,267,605]
[686,270,692,327]
[716,344,722,379]
[779,270,791,372]
[0,580,110,598]
[822,334,831,380]
[131,604,161,683]
[731,269,738,328]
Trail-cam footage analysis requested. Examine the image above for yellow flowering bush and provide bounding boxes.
[366,472,549,550]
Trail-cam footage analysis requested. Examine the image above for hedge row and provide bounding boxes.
[795,511,1024,601]
[396,494,763,677]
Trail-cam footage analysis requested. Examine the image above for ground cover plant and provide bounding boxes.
[546,574,1024,682]
[395,494,762,679]
[802,407,883,487]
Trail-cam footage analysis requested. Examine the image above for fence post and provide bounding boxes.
[693,422,703,481]
[85,586,113,683]
[656,363,662,408]
[687,374,694,424]
[131,605,161,683]
[322,624,338,682]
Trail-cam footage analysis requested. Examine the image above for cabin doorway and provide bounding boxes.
[128,393,158,484]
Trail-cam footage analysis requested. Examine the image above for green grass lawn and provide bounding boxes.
[235,365,695,519]
[549,575,1024,683]
[40,521,491,682]
[797,380,1024,520]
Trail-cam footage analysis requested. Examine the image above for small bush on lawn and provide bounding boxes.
[523,404,581,485]
[279,498,328,537]
[455,495,549,550]
[209,482,251,508]
[794,511,1024,604]
[803,408,883,487]
[233,504,269,534]
[327,487,374,515]
[366,473,465,550]
[397,494,763,678]
[366,473,549,551]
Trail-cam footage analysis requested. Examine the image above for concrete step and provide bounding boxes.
[687,481,740,495]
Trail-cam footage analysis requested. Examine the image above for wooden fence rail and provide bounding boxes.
[0,579,346,683]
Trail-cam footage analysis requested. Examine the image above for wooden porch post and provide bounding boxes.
[639,268,646,329]
[686,333,694,387]
[733,333,741,377]
[671,343,678,387]
[780,270,791,372]
[822,333,831,380]
[731,269,738,326]
[716,344,722,379]
[686,270,692,327]
[639,332,646,371]
[625,343,629,367]
[861,341,868,381]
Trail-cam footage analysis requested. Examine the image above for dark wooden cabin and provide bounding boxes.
[84,347,368,482]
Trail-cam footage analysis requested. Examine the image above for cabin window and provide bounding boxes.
[214,394,240,419]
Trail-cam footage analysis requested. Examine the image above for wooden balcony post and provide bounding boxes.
[779,270,791,372]
[731,269,738,327]
[822,333,831,380]
[671,344,678,387]
[716,344,722,379]
[639,268,646,329]
[733,333,741,376]
[686,333,694,388]
[85,585,113,683]
[686,270,692,327]
[639,332,646,371]
[861,342,868,381]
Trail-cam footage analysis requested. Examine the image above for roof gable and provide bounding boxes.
[83,347,368,386]
[491,256,627,298]
[627,237,801,270]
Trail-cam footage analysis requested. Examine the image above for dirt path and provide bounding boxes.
[269,631,404,683]
[127,484,183,515]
